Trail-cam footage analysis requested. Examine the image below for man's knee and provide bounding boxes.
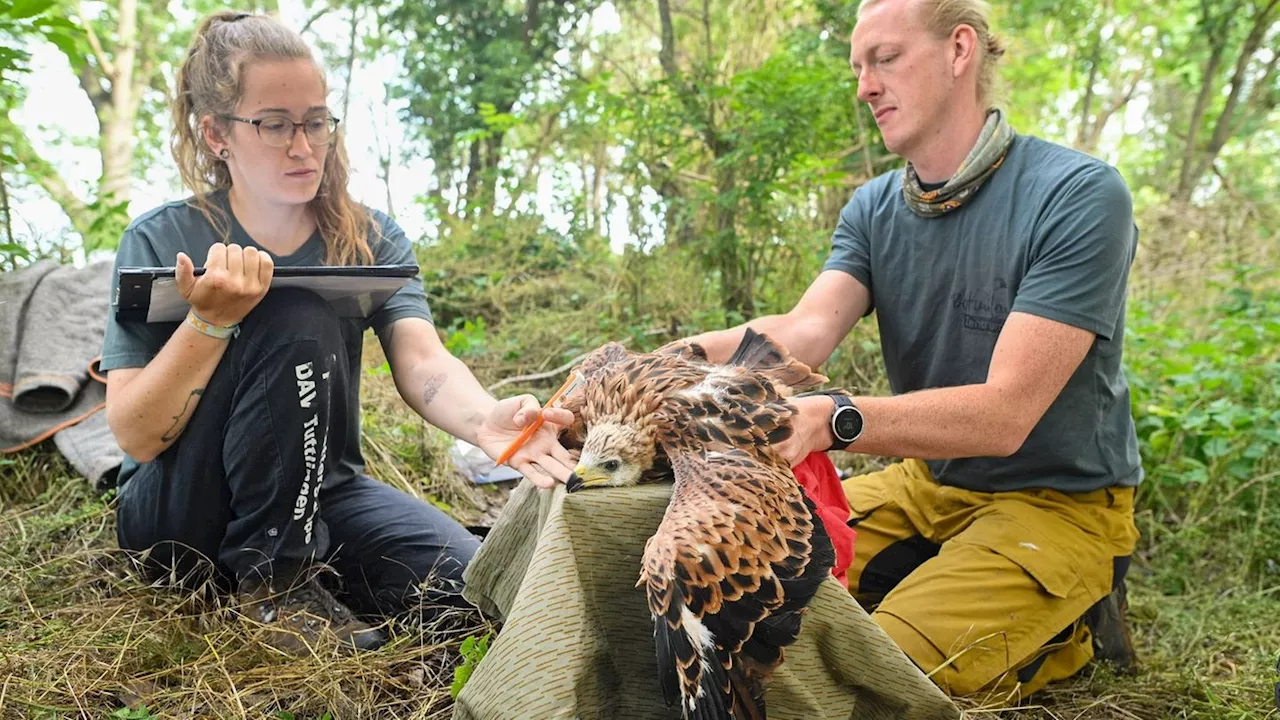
[879,610,1091,698]
[874,609,998,696]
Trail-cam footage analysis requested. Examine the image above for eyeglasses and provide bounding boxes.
[220,114,340,148]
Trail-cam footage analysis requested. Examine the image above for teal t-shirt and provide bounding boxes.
[100,190,433,488]
[823,135,1143,493]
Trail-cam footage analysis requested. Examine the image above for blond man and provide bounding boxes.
[691,0,1141,698]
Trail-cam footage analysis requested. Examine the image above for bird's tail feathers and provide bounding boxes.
[656,608,764,720]
[726,660,767,720]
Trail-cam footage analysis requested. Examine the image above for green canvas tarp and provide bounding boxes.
[455,481,960,720]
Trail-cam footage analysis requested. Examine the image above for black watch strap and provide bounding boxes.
[828,394,863,451]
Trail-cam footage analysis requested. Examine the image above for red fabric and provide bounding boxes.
[793,452,856,586]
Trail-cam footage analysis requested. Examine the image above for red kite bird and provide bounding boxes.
[561,330,837,719]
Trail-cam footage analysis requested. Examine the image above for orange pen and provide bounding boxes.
[495,371,581,466]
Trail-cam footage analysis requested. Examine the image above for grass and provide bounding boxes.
[2,270,1278,719]
[0,440,495,720]
[4,434,1277,719]
[5,392,1278,719]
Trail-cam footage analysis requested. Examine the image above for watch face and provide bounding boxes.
[834,406,863,441]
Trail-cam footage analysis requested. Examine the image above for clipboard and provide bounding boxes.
[114,264,421,323]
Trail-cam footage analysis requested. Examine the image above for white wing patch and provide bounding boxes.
[681,605,716,651]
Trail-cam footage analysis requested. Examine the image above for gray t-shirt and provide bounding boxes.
[824,135,1142,493]
[100,191,433,488]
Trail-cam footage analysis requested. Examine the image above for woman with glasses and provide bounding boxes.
[99,11,576,653]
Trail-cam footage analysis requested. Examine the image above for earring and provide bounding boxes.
[218,148,230,159]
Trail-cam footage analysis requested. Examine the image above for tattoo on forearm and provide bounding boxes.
[421,373,447,407]
[161,388,205,442]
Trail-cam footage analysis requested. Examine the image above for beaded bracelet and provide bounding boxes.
[186,309,240,339]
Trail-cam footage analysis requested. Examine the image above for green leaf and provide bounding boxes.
[7,0,53,19]
[1185,341,1218,357]
[1202,436,1232,459]
[1226,460,1253,480]
[451,631,494,699]
[43,26,83,58]
[1242,442,1269,460]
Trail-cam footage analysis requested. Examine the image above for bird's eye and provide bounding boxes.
[602,460,620,472]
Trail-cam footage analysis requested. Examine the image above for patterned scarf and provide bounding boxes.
[902,108,1015,218]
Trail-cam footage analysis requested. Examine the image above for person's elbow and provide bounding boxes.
[777,312,842,369]
[989,429,1028,458]
[989,414,1037,458]
[106,405,159,463]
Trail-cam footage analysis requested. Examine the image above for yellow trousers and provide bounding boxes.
[843,459,1139,700]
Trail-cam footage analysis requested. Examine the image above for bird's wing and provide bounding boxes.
[653,337,710,362]
[724,327,827,396]
[657,364,800,456]
[641,448,834,718]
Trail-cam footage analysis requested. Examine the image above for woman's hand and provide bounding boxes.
[475,395,577,489]
[176,243,274,327]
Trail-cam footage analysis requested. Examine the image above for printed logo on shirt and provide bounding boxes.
[953,277,1010,334]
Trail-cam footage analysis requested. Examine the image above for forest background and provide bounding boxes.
[0,0,1277,717]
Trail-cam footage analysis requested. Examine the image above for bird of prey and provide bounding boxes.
[560,329,837,720]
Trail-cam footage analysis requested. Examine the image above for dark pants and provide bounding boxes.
[115,289,480,616]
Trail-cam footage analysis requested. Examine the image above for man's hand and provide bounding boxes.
[775,395,838,467]
[475,395,577,489]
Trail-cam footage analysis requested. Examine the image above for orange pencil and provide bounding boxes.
[495,371,581,465]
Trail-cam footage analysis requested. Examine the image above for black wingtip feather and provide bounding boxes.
[725,328,826,393]
[654,615,683,708]
[690,647,732,720]
[726,327,782,371]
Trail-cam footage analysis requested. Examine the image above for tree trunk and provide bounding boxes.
[1185,0,1279,191]
[591,142,607,235]
[99,0,138,206]
[1075,24,1102,150]
[478,129,505,218]
[657,0,678,79]
[342,6,360,122]
[1175,38,1225,201]
[464,140,483,217]
[714,166,751,317]
[5,123,96,238]
[7,0,147,249]
[0,163,13,247]
[523,0,540,46]
[1079,66,1145,155]
[1172,0,1257,201]
[372,85,397,219]
[654,0,690,247]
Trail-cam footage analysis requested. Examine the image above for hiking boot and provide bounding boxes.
[1084,575,1137,674]
[237,572,387,654]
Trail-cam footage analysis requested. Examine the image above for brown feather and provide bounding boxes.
[566,331,835,719]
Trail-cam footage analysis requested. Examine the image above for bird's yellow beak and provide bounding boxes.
[566,463,608,493]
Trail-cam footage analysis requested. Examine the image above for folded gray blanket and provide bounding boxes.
[1,259,122,489]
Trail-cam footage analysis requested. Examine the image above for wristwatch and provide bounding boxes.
[828,394,865,451]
